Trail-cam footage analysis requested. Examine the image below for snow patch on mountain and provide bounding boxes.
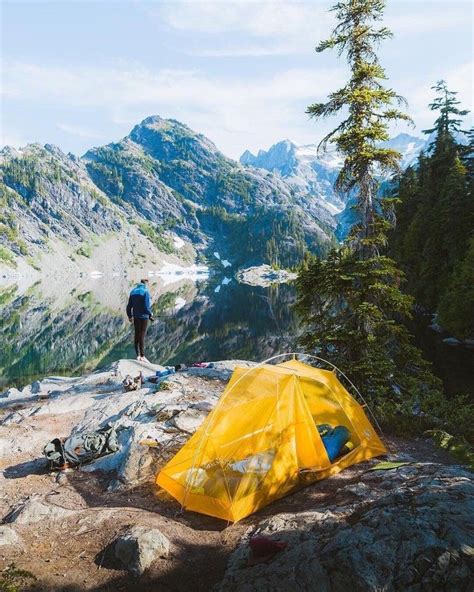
[241,133,428,237]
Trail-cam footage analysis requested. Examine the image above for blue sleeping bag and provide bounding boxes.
[320,426,351,462]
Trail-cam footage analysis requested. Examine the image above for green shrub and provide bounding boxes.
[425,429,474,469]
[0,563,36,592]
[0,246,16,267]
[0,285,17,307]
[138,222,174,254]
[378,391,474,447]
[26,256,41,271]
[76,244,93,258]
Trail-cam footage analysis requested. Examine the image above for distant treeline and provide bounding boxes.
[390,101,473,339]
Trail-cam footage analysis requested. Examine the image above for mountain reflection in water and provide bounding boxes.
[0,276,298,390]
[1,275,471,398]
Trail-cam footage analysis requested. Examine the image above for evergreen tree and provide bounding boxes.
[438,238,474,340]
[388,165,418,264]
[297,0,440,411]
[306,0,412,246]
[389,83,472,319]
[461,127,474,182]
[418,154,469,308]
[423,80,469,145]
[297,218,438,404]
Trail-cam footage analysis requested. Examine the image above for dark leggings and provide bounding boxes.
[133,318,148,357]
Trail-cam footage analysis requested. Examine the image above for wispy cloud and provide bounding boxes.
[153,0,471,58]
[157,1,332,36]
[385,3,472,35]
[1,60,347,156]
[57,123,105,139]
[152,0,334,56]
[2,61,345,106]
[403,61,473,129]
[3,56,471,157]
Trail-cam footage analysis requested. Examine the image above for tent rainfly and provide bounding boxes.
[156,359,387,522]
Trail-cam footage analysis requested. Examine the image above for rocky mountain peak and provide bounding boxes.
[43,143,65,157]
[241,139,298,172]
[239,132,430,225]
[127,115,221,165]
[1,115,337,275]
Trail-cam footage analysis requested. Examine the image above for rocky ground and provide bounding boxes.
[0,360,472,591]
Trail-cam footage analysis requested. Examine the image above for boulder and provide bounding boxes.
[0,525,23,547]
[0,387,22,403]
[3,497,78,524]
[171,407,208,434]
[114,526,170,576]
[31,380,49,395]
[442,337,462,346]
[218,464,474,591]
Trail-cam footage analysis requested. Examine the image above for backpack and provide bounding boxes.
[43,425,119,469]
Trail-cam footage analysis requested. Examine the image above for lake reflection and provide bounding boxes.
[1,273,471,397]
[0,274,299,389]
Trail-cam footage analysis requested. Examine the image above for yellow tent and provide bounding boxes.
[156,359,386,522]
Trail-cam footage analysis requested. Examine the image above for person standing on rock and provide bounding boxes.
[126,279,154,363]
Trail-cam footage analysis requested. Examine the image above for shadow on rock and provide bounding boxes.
[3,458,49,479]
[24,539,232,592]
[94,540,124,572]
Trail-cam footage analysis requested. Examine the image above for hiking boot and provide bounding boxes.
[137,356,143,361]
[141,356,150,364]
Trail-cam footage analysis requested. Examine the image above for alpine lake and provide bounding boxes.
[0,271,472,398]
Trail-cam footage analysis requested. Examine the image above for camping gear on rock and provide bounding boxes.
[122,373,143,392]
[156,367,176,378]
[156,357,386,522]
[43,425,119,470]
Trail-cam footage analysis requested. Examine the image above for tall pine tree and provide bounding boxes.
[296,0,439,411]
[423,80,469,145]
[306,0,412,248]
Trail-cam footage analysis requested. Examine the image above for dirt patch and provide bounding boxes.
[0,434,460,591]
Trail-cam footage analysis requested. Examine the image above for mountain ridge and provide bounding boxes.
[240,133,427,219]
[0,115,336,281]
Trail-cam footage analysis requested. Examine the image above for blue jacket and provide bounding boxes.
[126,284,153,320]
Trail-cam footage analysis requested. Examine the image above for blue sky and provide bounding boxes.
[1,0,472,159]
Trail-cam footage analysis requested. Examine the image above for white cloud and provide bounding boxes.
[57,123,105,139]
[386,6,471,36]
[153,0,335,56]
[157,1,332,36]
[403,61,473,130]
[2,60,347,157]
[2,61,342,107]
[4,55,471,158]
[153,0,471,59]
